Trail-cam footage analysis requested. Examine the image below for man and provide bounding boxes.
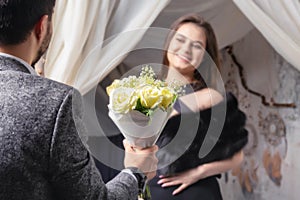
[0,0,158,199]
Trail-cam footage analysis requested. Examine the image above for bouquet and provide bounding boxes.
[106,65,181,199]
[107,65,181,148]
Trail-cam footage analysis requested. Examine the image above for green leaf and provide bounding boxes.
[135,98,152,116]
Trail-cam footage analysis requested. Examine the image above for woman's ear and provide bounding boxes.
[34,15,49,43]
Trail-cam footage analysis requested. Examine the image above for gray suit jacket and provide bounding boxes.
[0,56,138,200]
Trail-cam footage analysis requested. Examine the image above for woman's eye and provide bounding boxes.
[175,37,184,43]
[193,44,202,50]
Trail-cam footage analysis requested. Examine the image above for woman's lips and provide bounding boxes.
[176,54,192,63]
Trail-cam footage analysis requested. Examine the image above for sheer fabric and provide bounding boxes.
[233,0,300,71]
[45,0,170,94]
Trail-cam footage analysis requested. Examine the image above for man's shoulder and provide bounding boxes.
[1,71,80,110]
[32,74,74,94]
[24,73,80,102]
[1,69,74,94]
[32,75,83,111]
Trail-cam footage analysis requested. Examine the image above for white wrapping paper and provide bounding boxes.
[109,108,172,148]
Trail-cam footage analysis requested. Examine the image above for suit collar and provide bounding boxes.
[0,53,37,75]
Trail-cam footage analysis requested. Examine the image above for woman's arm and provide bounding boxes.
[176,88,224,112]
[198,150,244,179]
[158,151,244,195]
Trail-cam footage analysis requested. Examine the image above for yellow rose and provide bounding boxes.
[106,80,120,96]
[109,87,137,113]
[160,87,175,109]
[138,86,162,109]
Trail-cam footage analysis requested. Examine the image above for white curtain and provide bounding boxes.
[44,0,170,94]
[151,0,254,49]
[233,0,300,72]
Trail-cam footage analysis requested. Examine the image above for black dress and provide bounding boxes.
[149,176,222,200]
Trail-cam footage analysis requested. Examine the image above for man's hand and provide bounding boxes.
[123,140,158,180]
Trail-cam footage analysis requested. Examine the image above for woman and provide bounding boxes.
[147,13,248,199]
[95,13,248,199]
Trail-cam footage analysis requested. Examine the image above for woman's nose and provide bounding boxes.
[181,41,192,54]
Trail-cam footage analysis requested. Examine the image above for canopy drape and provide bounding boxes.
[44,0,170,94]
[233,0,300,71]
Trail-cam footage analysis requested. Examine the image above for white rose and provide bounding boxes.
[106,79,120,96]
[109,87,137,113]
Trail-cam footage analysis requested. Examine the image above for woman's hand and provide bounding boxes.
[157,167,204,195]
[157,151,244,195]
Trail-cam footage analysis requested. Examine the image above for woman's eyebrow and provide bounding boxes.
[175,33,186,38]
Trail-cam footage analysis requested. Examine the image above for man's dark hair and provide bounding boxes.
[0,0,56,45]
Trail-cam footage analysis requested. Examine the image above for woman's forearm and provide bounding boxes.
[197,150,244,179]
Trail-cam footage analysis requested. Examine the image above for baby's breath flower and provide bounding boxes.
[140,65,155,78]
[167,79,185,96]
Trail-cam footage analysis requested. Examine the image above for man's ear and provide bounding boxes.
[34,15,49,43]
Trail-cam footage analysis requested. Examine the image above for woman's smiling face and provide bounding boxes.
[167,22,207,77]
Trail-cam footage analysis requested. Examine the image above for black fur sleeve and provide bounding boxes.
[157,92,248,175]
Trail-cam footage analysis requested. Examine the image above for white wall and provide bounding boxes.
[219,29,300,200]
